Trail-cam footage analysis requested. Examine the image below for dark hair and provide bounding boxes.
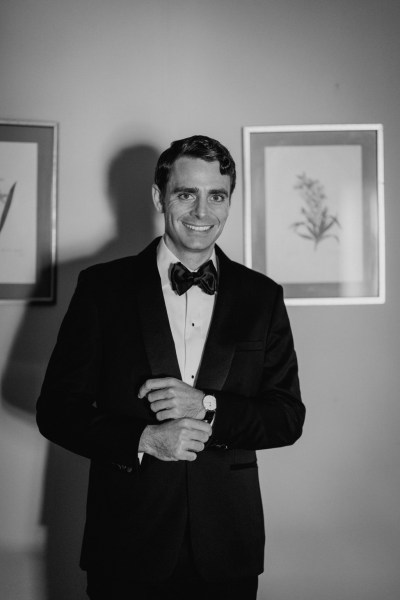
[154,135,236,198]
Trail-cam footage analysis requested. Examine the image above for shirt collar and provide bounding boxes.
[157,236,217,288]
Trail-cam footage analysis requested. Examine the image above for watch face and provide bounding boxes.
[203,394,216,411]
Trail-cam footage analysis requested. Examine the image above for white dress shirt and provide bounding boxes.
[157,237,217,385]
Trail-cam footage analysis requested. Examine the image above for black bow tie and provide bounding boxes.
[170,260,218,296]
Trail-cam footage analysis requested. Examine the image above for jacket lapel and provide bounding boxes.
[135,239,181,379]
[196,247,238,391]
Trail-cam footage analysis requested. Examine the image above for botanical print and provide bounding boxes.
[0,180,17,234]
[264,145,363,285]
[291,173,340,249]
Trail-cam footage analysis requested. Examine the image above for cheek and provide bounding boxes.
[164,206,183,223]
[216,207,230,225]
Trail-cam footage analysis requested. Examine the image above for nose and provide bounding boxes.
[191,195,208,219]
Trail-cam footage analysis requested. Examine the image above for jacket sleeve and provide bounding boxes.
[209,285,305,450]
[36,270,148,468]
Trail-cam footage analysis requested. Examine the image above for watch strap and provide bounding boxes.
[204,410,215,424]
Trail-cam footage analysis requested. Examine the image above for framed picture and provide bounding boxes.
[0,119,58,302]
[243,124,385,305]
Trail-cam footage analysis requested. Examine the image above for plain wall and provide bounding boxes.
[1,1,400,598]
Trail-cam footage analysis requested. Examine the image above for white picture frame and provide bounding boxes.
[243,124,385,305]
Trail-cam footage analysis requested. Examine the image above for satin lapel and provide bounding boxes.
[135,240,181,379]
[196,248,237,391]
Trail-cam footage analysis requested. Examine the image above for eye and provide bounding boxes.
[178,192,195,201]
[210,194,226,203]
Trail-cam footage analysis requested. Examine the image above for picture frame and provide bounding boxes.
[0,119,58,302]
[243,124,385,305]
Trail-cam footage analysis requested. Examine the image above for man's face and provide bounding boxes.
[152,156,231,267]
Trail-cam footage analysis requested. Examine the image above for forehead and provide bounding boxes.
[167,157,230,191]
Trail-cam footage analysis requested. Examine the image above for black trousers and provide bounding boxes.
[87,571,258,600]
[86,532,258,600]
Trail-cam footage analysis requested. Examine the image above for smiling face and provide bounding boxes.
[152,156,231,269]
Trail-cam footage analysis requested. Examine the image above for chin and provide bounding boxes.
[187,230,219,244]
[185,242,211,252]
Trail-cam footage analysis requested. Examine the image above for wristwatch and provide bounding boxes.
[202,394,217,423]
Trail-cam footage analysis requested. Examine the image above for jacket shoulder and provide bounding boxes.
[80,256,138,280]
[232,259,279,288]
[219,248,281,294]
[73,256,145,302]
[77,238,159,288]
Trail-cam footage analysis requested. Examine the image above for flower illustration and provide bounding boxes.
[291,172,340,249]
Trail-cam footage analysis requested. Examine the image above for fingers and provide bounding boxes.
[149,397,179,421]
[143,418,212,462]
[181,418,212,435]
[147,389,173,403]
[155,408,176,422]
[187,440,205,453]
[181,450,198,462]
[170,418,211,445]
[150,399,173,413]
[176,439,206,462]
[177,421,212,456]
[140,378,204,421]
[175,423,209,461]
[138,377,177,399]
[186,428,210,445]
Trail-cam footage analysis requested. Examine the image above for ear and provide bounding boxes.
[152,184,164,213]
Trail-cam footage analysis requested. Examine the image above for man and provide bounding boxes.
[37,135,305,599]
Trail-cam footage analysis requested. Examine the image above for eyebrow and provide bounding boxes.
[172,186,199,194]
[209,188,229,196]
[172,186,229,196]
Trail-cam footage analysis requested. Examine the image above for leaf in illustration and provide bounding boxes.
[0,182,17,233]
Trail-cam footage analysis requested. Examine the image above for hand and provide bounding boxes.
[139,418,212,462]
[138,377,205,421]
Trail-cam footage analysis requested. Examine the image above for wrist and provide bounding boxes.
[138,424,157,453]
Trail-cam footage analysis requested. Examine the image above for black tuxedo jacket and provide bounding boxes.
[37,238,305,583]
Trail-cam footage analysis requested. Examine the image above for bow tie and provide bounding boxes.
[170,260,218,296]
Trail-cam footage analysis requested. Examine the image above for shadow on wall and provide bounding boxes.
[2,143,160,600]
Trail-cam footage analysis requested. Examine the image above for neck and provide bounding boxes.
[181,253,213,271]
[163,236,214,271]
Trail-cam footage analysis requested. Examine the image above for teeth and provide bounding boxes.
[184,223,212,231]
